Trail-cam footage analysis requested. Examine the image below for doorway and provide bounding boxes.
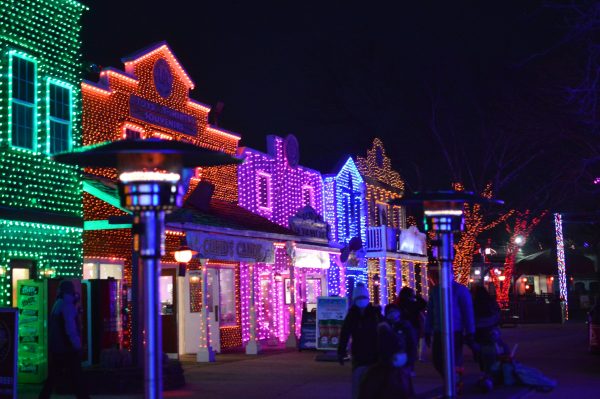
[160,268,178,355]
[206,266,237,352]
[10,259,36,306]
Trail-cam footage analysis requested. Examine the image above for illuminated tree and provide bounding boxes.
[451,182,514,285]
[492,210,548,307]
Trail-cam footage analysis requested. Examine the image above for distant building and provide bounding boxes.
[357,139,428,304]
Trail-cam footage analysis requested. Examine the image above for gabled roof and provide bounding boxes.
[121,41,195,89]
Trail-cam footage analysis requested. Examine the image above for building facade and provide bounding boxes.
[0,0,87,305]
[357,138,428,304]
[238,135,341,339]
[323,157,368,298]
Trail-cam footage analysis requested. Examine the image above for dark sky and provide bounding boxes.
[81,1,568,196]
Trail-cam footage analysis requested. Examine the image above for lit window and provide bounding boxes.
[83,260,123,280]
[302,186,314,207]
[10,55,37,150]
[48,81,72,154]
[257,173,271,209]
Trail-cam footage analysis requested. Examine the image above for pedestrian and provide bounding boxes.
[383,304,417,371]
[424,280,476,393]
[472,285,510,390]
[395,287,425,368]
[39,280,89,399]
[357,323,411,399]
[338,282,381,399]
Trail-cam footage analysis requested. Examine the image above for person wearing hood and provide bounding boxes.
[358,322,411,399]
[39,280,89,399]
[338,282,382,399]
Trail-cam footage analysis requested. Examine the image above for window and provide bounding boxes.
[83,261,124,280]
[122,124,144,140]
[302,186,314,208]
[257,173,271,209]
[48,81,72,154]
[10,54,37,150]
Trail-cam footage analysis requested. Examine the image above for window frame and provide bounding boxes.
[256,171,272,210]
[8,51,38,152]
[301,185,314,208]
[83,258,125,280]
[46,78,73,155]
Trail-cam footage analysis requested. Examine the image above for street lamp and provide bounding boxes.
[392,190,502,399]
[174,239,197,277]
[54,138,240,399]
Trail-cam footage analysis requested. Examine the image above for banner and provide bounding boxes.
[188,232,275,264]
[0,308,18,399]
[17,281,46,383]
[316,296,348,351]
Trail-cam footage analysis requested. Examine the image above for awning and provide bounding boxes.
[516,249,597,277]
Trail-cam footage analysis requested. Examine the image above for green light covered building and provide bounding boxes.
[0,0,87,307]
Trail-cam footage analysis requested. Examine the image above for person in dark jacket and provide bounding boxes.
[357,323,411,399]
[395,287,424,369]
[338,282,381,399]
[39,280,89,399]
[425,280,476,392]
[383,304,417,371]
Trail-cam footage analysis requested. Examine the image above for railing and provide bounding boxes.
[366,226,399,252]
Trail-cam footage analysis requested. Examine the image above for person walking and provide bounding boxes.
[338,282,381,399]
[39,280,89,399]
[357,322,411,399]
[424,280,476,392]
[395,287,425,368]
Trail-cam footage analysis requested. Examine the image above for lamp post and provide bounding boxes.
[392,191,502,399]
[54,138,240,399]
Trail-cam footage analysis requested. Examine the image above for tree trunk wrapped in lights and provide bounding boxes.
[452,183,513,285]
[493,210,548,307]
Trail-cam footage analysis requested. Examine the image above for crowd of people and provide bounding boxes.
[337,281,510,399]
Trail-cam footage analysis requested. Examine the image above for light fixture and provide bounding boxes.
[174,245,195,264]
[525,284,530,290]
[522,277,528,283]
[514,235,525,246]
[0,266,6,277]
[498,275,506,282]
[474,269,481,276]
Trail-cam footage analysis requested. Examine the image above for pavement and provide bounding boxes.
[17,322,600,399]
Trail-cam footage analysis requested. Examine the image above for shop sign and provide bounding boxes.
[294,249,330,269]
[129,95,197,136]
[399,226,427,256]
[298,309,317,350]
[289,206,330,241]
[188,232,275,264]
[0,308,18,399]
[316,296,347,351]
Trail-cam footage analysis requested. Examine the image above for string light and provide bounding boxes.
[554,213,568,319]
[0,0,87,312]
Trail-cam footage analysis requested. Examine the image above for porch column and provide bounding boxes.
[421,263,429,300]
[395,259,402,297]
[197,258,215,362]
[285,242,297,348]
[246,262,261,355]
[408,261,415,290]
[379,258,388,307]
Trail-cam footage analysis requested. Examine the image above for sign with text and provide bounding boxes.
[188,232,275,264]
[316,296,347,351]
[289,206,330,241]
[0,308,18,399]
[17,281,46,383]
[129,95,197,136]
[298,310,317,350]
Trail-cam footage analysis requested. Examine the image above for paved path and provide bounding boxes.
[17,323,600,399]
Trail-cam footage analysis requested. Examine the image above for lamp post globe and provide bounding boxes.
[53,138,241,399]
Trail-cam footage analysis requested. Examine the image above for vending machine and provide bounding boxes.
[16,279,84,383]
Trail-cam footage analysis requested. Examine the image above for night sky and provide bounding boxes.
[82,1,572,203]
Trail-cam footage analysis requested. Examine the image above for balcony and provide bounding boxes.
[366,226,399,253]
[366,225,427,258]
